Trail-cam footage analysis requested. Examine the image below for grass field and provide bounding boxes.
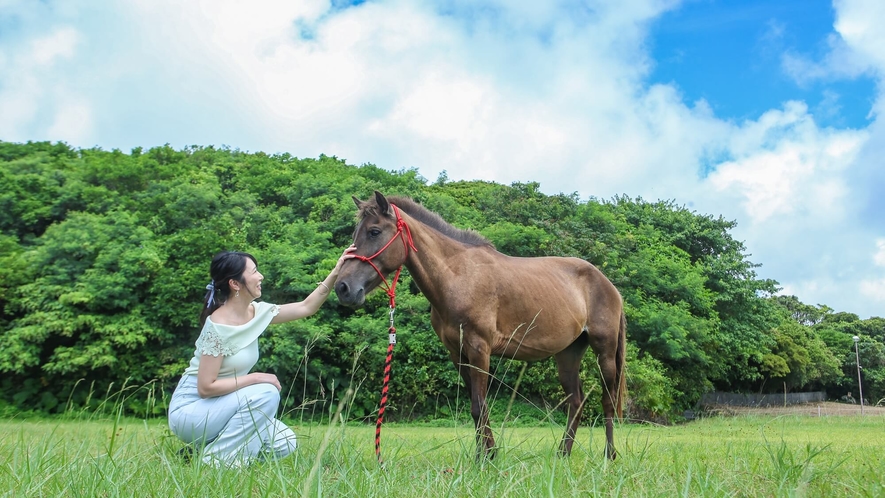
[1,410,883,497]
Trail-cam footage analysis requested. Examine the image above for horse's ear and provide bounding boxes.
[352,196,363,209]
[374,191,390,215]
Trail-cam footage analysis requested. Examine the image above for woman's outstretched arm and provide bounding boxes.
[271,244,357,324]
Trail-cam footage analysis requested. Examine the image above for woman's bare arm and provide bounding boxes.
[271,245,356,324]
[195,354,281,398]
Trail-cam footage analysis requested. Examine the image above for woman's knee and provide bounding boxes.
[240,383,281,411]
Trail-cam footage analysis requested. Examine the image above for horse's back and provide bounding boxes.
[493,252,620,304]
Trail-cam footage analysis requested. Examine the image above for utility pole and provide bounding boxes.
[853,336,865,415]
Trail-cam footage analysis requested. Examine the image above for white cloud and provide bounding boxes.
[706,102,865,223]
[781,0,885,87]
[30,27,78,66]
[834,0,885,73]
[0,26,85,141]
[2,0,885,317]
[874,239,885,268]
[46,100,92,144]
[781,35,870,85]
[860,239,885,304]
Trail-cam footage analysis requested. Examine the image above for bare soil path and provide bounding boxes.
[704,401,885,417]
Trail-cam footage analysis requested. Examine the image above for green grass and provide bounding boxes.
[1,413,883,497]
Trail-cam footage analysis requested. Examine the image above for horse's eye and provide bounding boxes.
[368,228,382,237]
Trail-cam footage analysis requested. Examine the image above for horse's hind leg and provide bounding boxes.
[598,349,620,460]
[554,332,591,456]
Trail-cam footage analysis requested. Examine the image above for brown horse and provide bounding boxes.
[335,191,627,460]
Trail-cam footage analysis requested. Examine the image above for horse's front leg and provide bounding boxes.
[450,343,495,460]
[465,347,495,460]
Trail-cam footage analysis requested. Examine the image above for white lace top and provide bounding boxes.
[181,301,281,379]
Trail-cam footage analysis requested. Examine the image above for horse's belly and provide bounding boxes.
[490,327,581,361]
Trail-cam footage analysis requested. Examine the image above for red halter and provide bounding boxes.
[350,204,417,308]
[350,203,417,463]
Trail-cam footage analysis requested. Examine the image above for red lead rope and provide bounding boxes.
[350,204,417,463]
[375,309,396,463]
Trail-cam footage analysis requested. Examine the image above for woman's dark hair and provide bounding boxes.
[198,251,258,328]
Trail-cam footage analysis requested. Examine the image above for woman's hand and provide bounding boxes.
[333,244,358,274]
[251,372,281,391]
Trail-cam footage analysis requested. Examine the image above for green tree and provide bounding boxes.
[3,140,876,420]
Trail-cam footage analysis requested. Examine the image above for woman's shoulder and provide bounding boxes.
[253,301,281,317]
[206,302,279,329]
[195,320,229,356]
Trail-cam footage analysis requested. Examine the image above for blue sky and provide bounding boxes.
[1,0,883,319]
[650,0,876,129]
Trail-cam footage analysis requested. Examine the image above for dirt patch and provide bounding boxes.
[702,401,885,417]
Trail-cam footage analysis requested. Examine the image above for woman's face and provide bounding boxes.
[238,258,263,299]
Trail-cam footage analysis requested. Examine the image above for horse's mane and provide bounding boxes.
[370,196,494,248]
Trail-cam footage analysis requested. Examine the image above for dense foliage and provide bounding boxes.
[1,141,883,421]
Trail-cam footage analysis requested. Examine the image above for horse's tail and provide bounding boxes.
[616,310,627,419]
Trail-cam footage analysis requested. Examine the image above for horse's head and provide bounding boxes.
[335,191,412,307]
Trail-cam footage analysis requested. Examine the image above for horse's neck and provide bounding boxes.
[401,214,463,304]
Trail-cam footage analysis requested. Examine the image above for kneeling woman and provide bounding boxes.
[168,246,355,467]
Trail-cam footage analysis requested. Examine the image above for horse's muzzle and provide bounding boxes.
[335,280,366,307]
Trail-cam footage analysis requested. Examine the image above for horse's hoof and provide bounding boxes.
[474,446,498,462]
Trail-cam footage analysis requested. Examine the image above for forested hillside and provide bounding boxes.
[1,141,883,421]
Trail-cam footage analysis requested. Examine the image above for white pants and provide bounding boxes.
[168,376,297,467]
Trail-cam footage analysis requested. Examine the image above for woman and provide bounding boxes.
[168,245,356,467]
